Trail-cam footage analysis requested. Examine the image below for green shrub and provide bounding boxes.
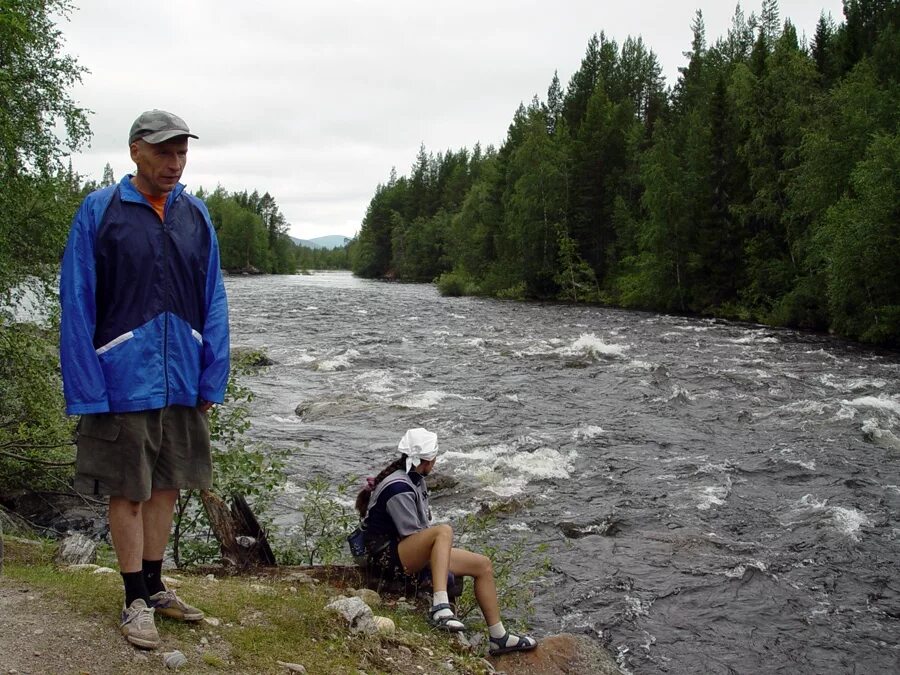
[436,270,480,297]
[495,282,527,301]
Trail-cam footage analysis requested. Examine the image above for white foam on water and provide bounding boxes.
[316,348,360,372]
[355,369,397,395]
[780,448,816,471]
[504,393,520,403]
[303,305,319,310]
[502,446,576,479]
[779,400,828,416]
[563,333,630,359]
[807,348,840,360]
[396,390,453,409]
[724,560,767,578]
[509,522,531,532]
[821,373,888,391]
[861,418,900,451]
[479,475,529,498]
[783,457,817,471]
[654,385,695,404]
[655,474,677,481]
[572,424,604,439]
[729,334,779,344]
[625,595,653,618]
[445,442,577,495]
[830,506,872,541]
[696,485,729,510]
[695,462,731,475]
[786,494,871,541]
[466,337,485,349]
[843,394,900,418]
[267,414,301,425]
[628,360,654,370]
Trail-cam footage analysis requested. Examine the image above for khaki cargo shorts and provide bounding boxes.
[74,405,212,503]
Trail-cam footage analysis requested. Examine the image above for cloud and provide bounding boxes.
[61,0,844,239]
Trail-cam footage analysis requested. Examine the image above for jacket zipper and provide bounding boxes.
[161,198,171,406]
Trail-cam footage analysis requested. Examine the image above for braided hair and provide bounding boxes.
[355,455,407,519]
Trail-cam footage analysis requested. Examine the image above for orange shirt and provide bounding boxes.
[138,190,167,221]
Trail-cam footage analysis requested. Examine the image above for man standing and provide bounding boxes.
[60,110,230,649]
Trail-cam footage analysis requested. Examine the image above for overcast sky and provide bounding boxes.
[60,0,843,241]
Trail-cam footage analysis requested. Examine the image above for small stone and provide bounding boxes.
[200,637,209,646]
[250,583,276,595]
[203,617,221,627]
[372,616,395,634]
[283,571,316,584]
[398,646,412,657]
[64,563,100,572]
[162,575,180,587]
[92,566,116,574]
[423,648,434,657]
[441,661,454,672]
[205,574,217,581]
[276,661,307,673]
[350,588,381,607]
[33,629,44,635]
[162,650,187,670]
[288,586,297,593]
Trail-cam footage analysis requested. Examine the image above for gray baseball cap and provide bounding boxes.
[129,110,198,145]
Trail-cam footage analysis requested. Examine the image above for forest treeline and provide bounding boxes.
[349,0,899,346]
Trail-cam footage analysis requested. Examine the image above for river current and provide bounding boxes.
[225,271,899,674]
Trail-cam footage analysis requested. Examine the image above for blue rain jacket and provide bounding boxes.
[60,176,230,415]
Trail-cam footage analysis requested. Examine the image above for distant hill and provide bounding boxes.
[289,235,352,250]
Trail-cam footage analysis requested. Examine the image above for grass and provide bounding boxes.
[1,536,492,674]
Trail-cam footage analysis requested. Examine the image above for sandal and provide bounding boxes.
[428,603,466,632]
[489,631,537,656]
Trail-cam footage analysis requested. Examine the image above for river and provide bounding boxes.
[225,271,900,674]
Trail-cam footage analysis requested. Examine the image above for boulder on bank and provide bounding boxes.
[325,595,377,634]
[54,532,97,565]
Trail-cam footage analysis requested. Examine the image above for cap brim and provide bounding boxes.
[139,130,199,144]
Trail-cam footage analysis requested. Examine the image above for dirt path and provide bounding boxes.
[0,578,164,675]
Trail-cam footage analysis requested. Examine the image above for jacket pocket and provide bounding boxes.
[77,413,121,442]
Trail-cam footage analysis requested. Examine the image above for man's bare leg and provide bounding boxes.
[108,496,144,574]
[141,489,179,560]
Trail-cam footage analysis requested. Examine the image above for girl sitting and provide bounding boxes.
[355,427,538,656]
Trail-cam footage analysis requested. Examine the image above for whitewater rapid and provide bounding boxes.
[227,272,899,674]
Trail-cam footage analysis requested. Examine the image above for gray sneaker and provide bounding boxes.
[120,599,160,649]
[149,589,204,621]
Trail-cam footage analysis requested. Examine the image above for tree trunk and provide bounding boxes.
[200,490,276,570]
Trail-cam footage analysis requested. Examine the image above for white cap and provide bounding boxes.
[398,428,439,473]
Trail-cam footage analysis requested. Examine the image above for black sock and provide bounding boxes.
[121,571,149,607]
[142,558,165,596]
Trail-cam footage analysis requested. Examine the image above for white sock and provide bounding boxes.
[432,591,451,617]
[488,621,507,640]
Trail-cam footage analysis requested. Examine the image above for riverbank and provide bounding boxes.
[0,536,621,674]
